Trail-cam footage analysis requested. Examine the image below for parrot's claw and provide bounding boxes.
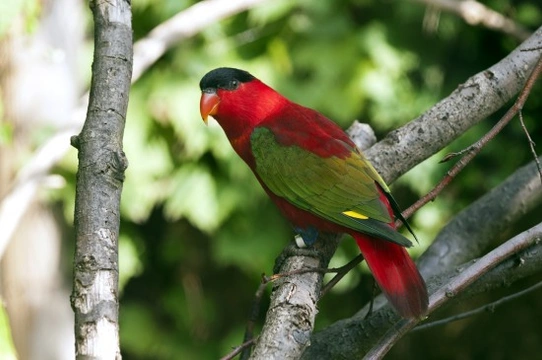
[295,234,307,248]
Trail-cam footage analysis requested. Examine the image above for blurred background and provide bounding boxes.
[0,0,541,359]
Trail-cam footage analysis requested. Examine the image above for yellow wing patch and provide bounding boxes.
[342,210,368,220]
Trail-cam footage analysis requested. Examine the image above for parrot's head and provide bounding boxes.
[199,67,287,131]
[199,67,255,124]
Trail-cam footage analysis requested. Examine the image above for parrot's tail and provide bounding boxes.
[354,234,428,319]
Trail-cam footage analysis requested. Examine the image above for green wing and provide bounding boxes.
[251,127,413,247]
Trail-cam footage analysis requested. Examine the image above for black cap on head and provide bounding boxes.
[199,67,255,92]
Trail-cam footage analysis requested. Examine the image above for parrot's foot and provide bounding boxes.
[293,226,319,247]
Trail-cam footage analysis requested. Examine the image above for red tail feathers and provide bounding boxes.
[354,234,428,318]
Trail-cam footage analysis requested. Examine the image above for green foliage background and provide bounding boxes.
[2,0,542,359]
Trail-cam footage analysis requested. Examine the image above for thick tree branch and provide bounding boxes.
[70,1,132,358]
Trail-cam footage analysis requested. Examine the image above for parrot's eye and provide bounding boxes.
[228,79,240,90]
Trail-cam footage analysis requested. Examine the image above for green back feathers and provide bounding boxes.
[250,127,414,247]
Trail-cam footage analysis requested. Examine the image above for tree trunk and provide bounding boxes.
[71,1,132,359]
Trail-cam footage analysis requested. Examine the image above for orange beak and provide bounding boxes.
[200,91,220,125]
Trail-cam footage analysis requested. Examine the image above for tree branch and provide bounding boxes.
[70,1,132,358]
[132,0,269,80]
[411,0,532,41]
[414,280,542,331]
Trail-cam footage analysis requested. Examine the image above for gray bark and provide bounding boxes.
[71,1,132,359]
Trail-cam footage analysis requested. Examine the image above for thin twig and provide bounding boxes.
[518,111,542,184]
[414,280,542,331]
[266,254,365,298]
[264,267,329,282]
[320,254,365,298]
[264,256,365,285]
[398,53,542,224]
[240,277,268,360]
[221,337,258,360]
[363,281,378,320]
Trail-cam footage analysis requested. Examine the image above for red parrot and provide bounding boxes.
[199,67,428,318]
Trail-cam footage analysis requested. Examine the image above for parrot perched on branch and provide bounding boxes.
[199,67,428,318]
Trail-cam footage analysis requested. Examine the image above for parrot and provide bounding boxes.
[199,67,428,318]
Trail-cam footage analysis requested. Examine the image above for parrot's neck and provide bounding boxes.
[215,80,288,159]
